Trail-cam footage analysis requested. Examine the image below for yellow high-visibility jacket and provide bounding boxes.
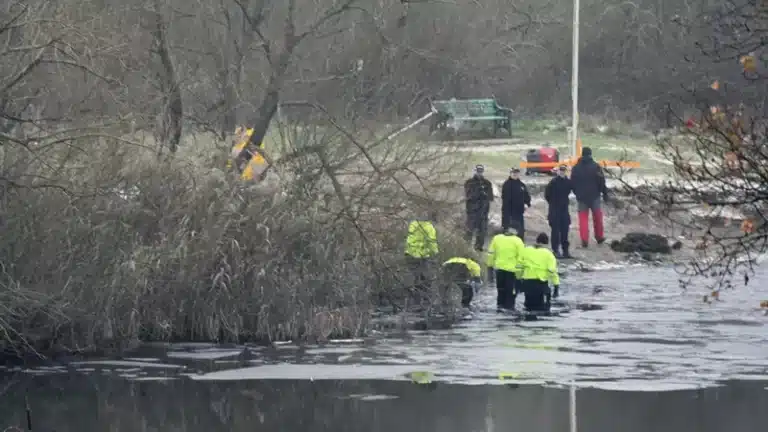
[405,221,438,258]
[518,245,560,285]
[443,257,482,278]
[486,233,525,273]
[227,127,266,181]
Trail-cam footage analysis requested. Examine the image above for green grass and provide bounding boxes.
[468,152,522,172]
[511,129,654,150]
[465,129,671,175]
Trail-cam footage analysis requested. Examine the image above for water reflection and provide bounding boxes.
[1,264,767,430]
[1,373,767,432]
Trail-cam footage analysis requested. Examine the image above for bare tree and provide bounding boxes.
[0,0,123,189]
[149,0,183,155]
[618,0,768,292]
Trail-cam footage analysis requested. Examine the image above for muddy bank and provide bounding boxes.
[437,172,740,265]
[489,193,684,265]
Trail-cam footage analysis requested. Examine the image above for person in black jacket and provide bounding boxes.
[464,164,494,251]
[545,164,574,258]
[569,147,608,248]
[501,168,531,239]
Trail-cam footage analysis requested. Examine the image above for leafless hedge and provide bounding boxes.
[614,0,768,294]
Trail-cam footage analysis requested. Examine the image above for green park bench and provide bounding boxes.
[429,98,513,138]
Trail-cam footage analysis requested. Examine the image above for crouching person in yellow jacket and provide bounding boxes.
[487,224,525,311]
[404,212,439,297]
[441,257,482,309]
[518,233,560,312]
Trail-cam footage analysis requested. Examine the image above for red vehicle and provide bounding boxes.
[524,144,560,175]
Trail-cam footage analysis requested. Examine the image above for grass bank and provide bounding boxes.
[0,122,477,360]
[460,118,675,175]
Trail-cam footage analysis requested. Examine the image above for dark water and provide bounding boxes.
[2,374,768,431]
[1,264,767,431]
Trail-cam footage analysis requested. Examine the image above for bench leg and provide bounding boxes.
[505,116,513,136]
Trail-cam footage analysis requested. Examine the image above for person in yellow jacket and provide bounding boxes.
[518,233,561,312]
[404,211,439,295]
[486,223,525,311]
[441,257,482,309]
[228,127,268,181]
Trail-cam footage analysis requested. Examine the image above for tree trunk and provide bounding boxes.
[244,50,291,157]
[153,0,182,155]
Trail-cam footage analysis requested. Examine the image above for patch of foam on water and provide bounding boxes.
[751,252,768,265]
[575,379,716,392]
[342,393,400,401]
[575,261,646,271]
[689,205,745,221]
[728,374,768,381]
[272,341,300,349]
[189,363,419,381]
[69,360,186,369]
[167,342,217,350]
[129,376,177,382]
[22,369,65,375]
[304,346,363,355]
[166,349,244,360]
[328,339,365,344]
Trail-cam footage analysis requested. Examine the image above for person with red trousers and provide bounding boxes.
[569,147,608,247]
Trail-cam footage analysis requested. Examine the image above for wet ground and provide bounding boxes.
[1,265,767,431]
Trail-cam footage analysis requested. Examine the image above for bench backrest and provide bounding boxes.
[431,98,502,117]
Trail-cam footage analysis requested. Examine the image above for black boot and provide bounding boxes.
[562,243,573,259]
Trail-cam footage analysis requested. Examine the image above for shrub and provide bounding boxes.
[0,122,471,358]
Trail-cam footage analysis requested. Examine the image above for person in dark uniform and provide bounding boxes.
[545,164,574,258]
[464,164,494,251]
[570,147,608,248]
[501,168,531,240]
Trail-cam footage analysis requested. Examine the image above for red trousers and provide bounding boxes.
[577,199,604,242]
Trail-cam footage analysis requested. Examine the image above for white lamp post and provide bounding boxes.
[570,0,580,159]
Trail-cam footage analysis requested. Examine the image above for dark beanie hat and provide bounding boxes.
[582,147,593,157]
